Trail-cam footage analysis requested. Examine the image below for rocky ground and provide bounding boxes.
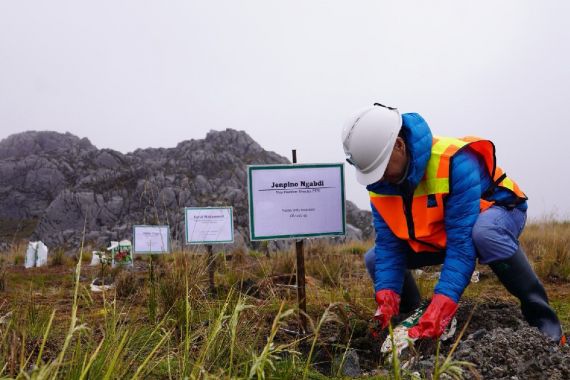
[298,299,569,379]
[403,301,569,379]
[208,263,570,379]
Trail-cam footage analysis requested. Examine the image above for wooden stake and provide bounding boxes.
[207,244,215,295]
[292,149,308,333]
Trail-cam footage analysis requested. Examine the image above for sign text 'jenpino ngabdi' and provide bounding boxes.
[270,180,325,189]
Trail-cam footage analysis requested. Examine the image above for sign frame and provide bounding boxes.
[248,163,346,241]
[132,225,171,254]
[184,206,235,245]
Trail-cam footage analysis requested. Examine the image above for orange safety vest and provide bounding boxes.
[369,136,527,253]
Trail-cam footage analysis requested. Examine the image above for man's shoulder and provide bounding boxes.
[448,148,488,190]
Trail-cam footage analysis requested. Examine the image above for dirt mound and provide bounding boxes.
[401,300,569,379]
[455,326,569,380]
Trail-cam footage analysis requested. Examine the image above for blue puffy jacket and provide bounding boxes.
[366,113,526,302]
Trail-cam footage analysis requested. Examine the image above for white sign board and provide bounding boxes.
[185,207,234,244]
[133,225,170,254]
[248,163,346,240]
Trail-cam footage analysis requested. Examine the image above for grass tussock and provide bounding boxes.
[50,249,67,267]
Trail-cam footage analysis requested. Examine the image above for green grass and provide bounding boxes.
[551,299,570,333]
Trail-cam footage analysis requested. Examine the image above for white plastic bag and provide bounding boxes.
[25,241,49,268]
[90,278,115,293]
[25,242,37,268]
[90,251,102,266]
[35,242,48,267]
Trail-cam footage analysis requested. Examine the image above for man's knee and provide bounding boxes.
[472,216,519,264]
[471,222,492,251]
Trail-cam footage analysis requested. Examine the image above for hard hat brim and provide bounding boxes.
[355,153,391,185]
[354,131,398,186]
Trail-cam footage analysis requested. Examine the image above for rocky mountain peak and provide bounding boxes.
[0,131,96,160]
[0,129,371,250]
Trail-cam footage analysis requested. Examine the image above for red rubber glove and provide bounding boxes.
[374,290,401,330]
[408,294,458,339]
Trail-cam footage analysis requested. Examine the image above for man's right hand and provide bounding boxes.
[374,289,401,329]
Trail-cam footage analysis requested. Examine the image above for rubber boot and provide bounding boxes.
[399,270,421,313]
[489,247,563,342]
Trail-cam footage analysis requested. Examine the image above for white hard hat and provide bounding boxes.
[341,103,402,185]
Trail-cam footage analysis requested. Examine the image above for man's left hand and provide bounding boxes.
[408,294,458,339]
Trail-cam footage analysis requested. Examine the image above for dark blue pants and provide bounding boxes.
[364,205,527,279]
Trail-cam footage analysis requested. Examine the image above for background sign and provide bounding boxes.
[133,225,170,254]
[248,163,345,240]
[109,240,133,267]
[185,207,234,244]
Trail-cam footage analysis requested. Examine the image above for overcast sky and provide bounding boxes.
[1,1,568,220]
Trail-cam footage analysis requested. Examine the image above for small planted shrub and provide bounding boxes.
[339,242,368,256]
[115,269,140,298]
[50,249,66,266]
[13,254,23,266]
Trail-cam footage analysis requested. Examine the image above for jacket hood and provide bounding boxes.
[367,112,433,193]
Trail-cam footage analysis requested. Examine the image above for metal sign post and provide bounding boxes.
[183,207,234,296]
[247,157,346,334]
[132,225,171,322]
[206,244,215,295]
[292,149,308,333]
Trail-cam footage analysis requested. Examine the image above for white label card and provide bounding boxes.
[185,207,234,244]
[133,225,170,254]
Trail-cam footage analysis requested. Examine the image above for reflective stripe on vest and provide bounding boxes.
[369,136,527,253]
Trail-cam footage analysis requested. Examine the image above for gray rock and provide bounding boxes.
[0,131,95,160]
[345,200,373,240]
[340,349,361,377]
[344,224,363,241]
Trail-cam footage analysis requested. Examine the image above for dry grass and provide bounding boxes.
[0,224,567,379]
[521,220,570,281]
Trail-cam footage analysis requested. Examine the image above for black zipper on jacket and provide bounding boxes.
[401,185,416,239]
